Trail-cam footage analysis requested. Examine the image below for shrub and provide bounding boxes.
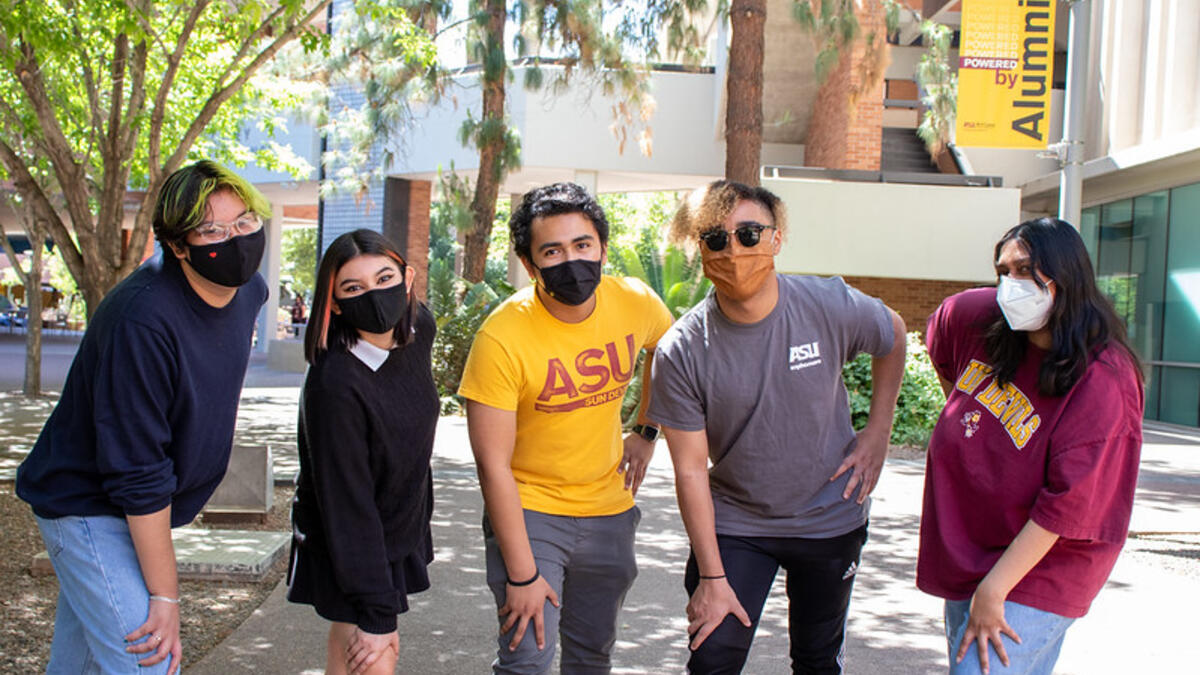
[842,331,946,448]
[427,257,513,413]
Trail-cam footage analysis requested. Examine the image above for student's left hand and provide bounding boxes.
[346,627,398,675]
[830,424,889,503]
[619,434,655,496]
[957,587,1018,673]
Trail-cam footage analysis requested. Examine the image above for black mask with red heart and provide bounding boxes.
[186,228,266,287]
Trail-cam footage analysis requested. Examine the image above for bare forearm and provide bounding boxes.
[633,349,656,425]
[478,466,538,580]
[865,311,906,432]
[127,507,178,598]
[978,519,1060,600]
[676,469,723,575]
[666,427,723,576]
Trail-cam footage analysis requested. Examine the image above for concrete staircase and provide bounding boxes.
[881,127,940,174]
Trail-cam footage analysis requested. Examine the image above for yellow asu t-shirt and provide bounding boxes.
[458,275,673,517]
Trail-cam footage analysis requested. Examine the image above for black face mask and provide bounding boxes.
[536,258,602,306]
[336,282,409,335]
[186,228,266,288]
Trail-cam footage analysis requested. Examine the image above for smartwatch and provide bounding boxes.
[631,423,660,442]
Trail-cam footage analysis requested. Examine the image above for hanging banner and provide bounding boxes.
[955,0,1057,148]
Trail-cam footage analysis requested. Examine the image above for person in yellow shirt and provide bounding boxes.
[459,182,672,674]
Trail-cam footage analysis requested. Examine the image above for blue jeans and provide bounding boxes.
[484,507,641,674]
[944,599,1074,675]
[36,514,173,674]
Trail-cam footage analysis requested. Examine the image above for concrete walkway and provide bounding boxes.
[4,335,1196,673]
[191,418,1200,674]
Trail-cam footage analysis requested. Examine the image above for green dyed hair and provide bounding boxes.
[153,160,272,251]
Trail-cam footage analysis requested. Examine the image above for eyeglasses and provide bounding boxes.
[192,214,263,244]
[698,223,776,252]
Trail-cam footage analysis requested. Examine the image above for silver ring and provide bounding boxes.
[154,634,162,644]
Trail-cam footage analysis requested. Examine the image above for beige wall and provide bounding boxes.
[765,176,1020,283]
[1091,0,1200,159]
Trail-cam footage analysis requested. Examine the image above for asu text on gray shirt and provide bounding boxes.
[648,274,894,538]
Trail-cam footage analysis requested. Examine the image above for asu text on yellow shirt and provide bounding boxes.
[458,276,672,517]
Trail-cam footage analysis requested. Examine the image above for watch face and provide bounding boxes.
[636,424,660,442]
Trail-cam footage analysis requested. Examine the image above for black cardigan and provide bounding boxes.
[292,303,439,633]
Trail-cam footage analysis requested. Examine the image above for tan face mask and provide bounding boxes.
[702,250,775,302]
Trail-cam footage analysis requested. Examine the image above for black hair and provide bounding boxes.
[152,160,271,253]
[985,217,1142,396]
[509,182,609,261]
[304,229,416,364]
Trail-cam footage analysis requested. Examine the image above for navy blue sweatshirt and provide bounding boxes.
[17,254,266,527]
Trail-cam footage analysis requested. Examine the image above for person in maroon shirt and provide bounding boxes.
[918,217,1143,675]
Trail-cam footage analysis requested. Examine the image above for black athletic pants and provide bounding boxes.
[684,523,869,675]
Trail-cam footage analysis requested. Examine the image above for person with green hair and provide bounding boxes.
[16,160,270,674]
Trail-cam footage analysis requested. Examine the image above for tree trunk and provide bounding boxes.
[461,0,508,284]
[725,0,766,186]
[0,211,45,397]
[24,239,43,397]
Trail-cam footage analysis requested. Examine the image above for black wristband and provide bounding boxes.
[698,574,726,580]
[507,569,540,587]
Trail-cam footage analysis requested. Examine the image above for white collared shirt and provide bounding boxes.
[349,339,392,372]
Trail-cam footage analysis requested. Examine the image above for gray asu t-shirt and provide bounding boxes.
[648,274,894,538]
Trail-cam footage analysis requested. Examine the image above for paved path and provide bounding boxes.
[191,419,1200,674]
[4,333,1197,672]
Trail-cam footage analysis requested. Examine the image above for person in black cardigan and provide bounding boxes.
[287,229,438,675]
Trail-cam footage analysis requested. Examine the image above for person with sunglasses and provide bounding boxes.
[647,180,907,674]
[458,182,673,673]
[15,160,269,674]
[286,229,437,675]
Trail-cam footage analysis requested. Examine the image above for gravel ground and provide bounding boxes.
[0,484,293,672]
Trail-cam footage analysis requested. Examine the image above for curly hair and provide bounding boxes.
[509,182,609,261]
[668,180,788,250]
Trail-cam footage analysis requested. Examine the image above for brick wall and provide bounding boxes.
[841,275,986,335]
[801,1,886,170]
[844,1,885,171]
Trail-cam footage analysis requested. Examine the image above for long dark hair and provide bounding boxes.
[304,229,416,364]
[985,217,1142,396]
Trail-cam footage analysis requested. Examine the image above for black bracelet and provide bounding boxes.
[698,574,726,580]
[507,569,540,587]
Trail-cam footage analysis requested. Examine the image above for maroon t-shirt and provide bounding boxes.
[917,288,1143,618]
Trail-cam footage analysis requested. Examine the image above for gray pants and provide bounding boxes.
[484,507,641,674]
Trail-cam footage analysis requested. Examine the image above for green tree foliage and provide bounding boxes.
[281,226,318,300]
[340,0,689,285]
[916,20,957,156]
[0,0,333,317]
[426,168,514,410]
[279,0,439,201]
[842,331,946,447]
[600,191,712,423]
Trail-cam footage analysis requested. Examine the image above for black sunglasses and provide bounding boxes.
[699,223,776,252]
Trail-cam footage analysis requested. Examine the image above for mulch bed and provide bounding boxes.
[0,484,293,672]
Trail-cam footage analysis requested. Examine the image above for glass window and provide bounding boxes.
[1163,183,1200,366]
[1158,367,1199,427]
[1097,200,1134,327]
[1079,206,1100,263]
[1130,192,1169,361]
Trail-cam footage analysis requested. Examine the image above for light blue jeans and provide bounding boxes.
[944,598,1074,675]
[36,514,173,674]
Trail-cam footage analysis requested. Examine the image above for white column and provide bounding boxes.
[255,203,283,353]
